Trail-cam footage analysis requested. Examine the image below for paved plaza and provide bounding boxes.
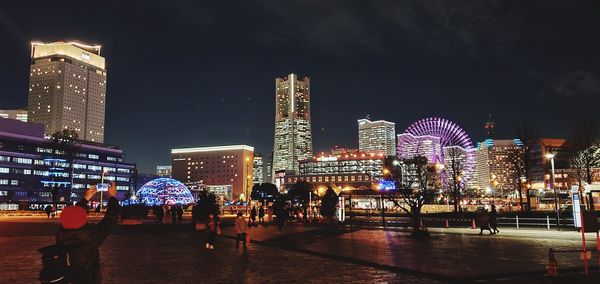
[0,218,599,283]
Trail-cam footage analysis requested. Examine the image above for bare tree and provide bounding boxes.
[570,118,600,185]
[513,116,536,211]
[444,147,464,212]
[508,148,526,210]
[393,156,441,237]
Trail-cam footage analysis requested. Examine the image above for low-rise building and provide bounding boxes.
[171,145,254,201]
[0,117,136,208]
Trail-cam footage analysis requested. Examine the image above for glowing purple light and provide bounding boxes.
[136,178,195,206]
[401,117,475,183]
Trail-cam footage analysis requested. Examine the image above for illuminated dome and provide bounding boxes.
[136,178,195,206]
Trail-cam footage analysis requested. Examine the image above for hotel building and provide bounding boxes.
[171,145,254,200]
[475,139,525,193]
[27,41,107,142]
[397,133,442,163]
[358,119,396,156]
[272,74,313,175]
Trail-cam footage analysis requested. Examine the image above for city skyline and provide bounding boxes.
[1,1,600,173]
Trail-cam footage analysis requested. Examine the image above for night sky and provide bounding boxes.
[1,1,600,173]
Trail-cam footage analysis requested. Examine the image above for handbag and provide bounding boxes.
[195,222,206,231]
[216,226,222,235]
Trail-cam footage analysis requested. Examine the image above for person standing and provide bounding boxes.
[258,206,265,224]
[176,206,183,224]
[235,212,248,250]
[53,182,120,283]
[205,214,220,249]
[155,206,164,223]
[171,206,177,224]
[250,206,257,225]
[490,204,499,234]
[478,208,493,235]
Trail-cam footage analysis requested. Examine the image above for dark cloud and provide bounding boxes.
[552,70,600,97]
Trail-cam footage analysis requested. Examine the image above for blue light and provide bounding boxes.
[377,180,396,191]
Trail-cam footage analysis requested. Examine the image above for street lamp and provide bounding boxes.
[100,169,108,212]
[245,157,250,213]
[545,153,560,229]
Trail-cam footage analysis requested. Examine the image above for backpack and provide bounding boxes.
[38,244,71,284]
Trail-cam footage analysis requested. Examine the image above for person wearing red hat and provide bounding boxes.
[55,182,120,283]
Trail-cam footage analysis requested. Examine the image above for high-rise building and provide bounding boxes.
[272,73,313,175]
[265,151,273,184]
[171,145,254,200]
[358,119,396,156]
[475,139,525,193]
[0,109,28,122]
[253,154,264,185]
[156,165,172,177]
[397,133,442,163]
[27,42,107,142]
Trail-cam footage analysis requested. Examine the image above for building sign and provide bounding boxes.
[572,193,582,228]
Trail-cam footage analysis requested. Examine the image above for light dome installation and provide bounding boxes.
[136,178,195,206]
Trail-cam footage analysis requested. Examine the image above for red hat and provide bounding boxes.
[60,206,88,229]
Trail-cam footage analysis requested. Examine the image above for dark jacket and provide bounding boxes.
[56,197,120,284]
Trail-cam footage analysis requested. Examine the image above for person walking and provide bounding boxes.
[52,182,120,283]
[205,214,220,249]
[258,206,265,224]
[490,204,499,234]
[250,206,257,225]
[235,212,249,250]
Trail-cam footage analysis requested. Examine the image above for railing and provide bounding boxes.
[345,214,600,230]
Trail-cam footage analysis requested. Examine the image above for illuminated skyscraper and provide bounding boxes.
[272,73,313,175]
[358,118,396,156]
[27,42,107,142]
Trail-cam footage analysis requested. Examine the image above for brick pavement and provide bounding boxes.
[0,230,443,284]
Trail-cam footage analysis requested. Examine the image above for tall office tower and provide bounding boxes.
[253,154,264,184]
[397,133,442,163]
[358,119,396,156]
[27,42,107,142]
[272,73,313,175]
[0,109,28,122]
[265,151,273,183]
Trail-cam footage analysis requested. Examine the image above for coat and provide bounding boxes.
[235,216,248,234]
[56,197,120,284]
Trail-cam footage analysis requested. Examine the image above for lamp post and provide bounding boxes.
[100,170,107,212]
[545,153,560,229]
[246,157,250,215]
